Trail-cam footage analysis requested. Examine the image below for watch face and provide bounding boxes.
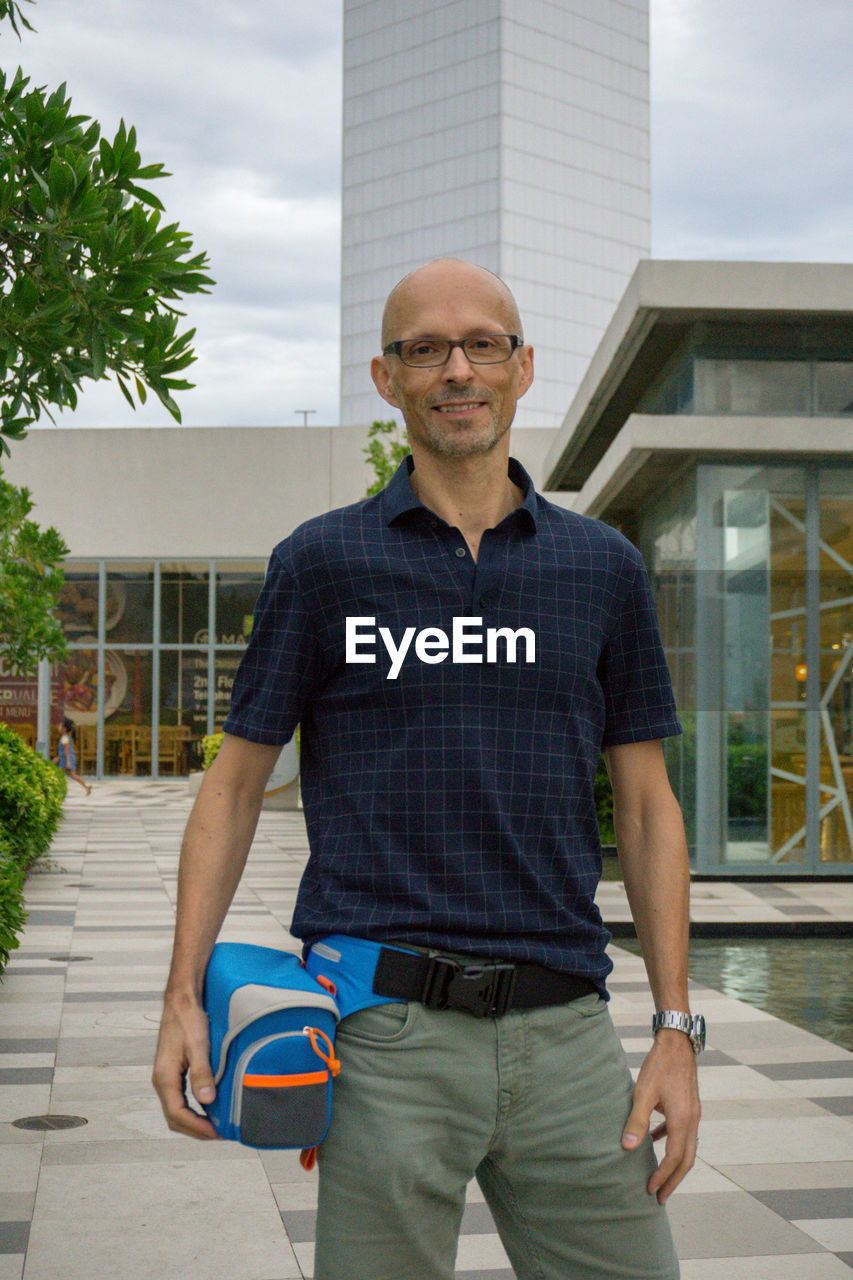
[692,1014,706,1052]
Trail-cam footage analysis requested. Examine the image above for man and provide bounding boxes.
[153,259,701,1280]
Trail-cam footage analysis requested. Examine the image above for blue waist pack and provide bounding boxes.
[202,943,340,1150]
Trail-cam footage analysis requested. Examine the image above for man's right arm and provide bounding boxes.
[152,732,283,1139]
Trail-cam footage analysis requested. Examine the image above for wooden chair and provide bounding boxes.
[77,725,97,774]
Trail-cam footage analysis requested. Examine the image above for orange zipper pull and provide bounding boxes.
[305,1026,341,1077]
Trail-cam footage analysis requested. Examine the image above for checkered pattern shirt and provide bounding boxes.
[224,454,681,992]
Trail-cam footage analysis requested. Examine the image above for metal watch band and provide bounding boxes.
[652,1009,706,1054]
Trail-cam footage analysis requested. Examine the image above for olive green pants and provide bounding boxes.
[314,993,679,1280]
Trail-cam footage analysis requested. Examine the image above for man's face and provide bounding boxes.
[371,267,533,460]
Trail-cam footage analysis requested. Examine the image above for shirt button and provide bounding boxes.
[455,547,466,558]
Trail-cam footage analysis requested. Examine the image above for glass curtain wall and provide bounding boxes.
[44,559,266,777]
[646,465,853,872]
[638,320,853,423]
[638,477,698,859]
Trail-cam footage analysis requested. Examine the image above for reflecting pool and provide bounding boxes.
[616,936,853,1053]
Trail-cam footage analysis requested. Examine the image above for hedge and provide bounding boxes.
[0,723,67,974]
[201,732,224,771]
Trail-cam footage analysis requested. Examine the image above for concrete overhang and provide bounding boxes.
[544,259,853,492]
[571,414,853,520]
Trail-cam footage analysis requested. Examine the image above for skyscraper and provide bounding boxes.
[340,0,650,430]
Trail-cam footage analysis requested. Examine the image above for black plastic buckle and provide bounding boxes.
[420,955,517,1018]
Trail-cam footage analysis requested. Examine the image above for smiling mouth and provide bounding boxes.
[433,401,487,414]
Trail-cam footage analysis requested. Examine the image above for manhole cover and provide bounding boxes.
[48,955,94,963]
[12,1115,88,1131]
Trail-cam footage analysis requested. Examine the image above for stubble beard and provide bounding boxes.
[410,389,512,459]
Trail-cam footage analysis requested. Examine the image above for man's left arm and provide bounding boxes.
[603,737,701,1204]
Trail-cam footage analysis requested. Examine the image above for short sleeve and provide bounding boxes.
[223,541,324,745]
[598,548,682,747]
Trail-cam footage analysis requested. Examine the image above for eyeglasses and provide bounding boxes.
[382,334,523,368]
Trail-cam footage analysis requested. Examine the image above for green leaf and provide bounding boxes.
[99,136,114,176]
[90,330,106,379]
[126,183,164,212]
[115,375,135,409]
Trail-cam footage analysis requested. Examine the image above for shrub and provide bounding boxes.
[594,755,615,845]
[202,732,224,770]
[0,723,66,870]
[727,742,768,818]
[0,844,26,972]
[0,723,66,975]
[201,728,301,772]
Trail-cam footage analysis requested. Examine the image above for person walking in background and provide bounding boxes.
[54,716,91,795]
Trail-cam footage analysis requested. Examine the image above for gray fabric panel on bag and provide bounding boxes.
[240,1079,330,1148]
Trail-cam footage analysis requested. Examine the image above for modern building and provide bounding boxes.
[5,258,853,882]
[545,259,853,875]
[340,0,650,432]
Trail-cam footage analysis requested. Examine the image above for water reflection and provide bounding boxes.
[616,937,853,1053]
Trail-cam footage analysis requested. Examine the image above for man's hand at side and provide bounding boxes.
[621,1030,701,1203]
[603,738,701,1202]
[152,990,220,1139]
[151,733,283,1139]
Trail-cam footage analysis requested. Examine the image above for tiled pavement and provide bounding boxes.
[597,876,853,931]
[1,780,852,1280]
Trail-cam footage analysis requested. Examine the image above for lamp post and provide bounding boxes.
[294,410,316,426]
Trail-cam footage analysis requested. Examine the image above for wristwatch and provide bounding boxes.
[652,1010,706,1055]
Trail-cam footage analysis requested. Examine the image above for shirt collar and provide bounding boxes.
[382,453,538,533]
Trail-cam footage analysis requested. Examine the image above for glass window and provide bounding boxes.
[214,650,245,730]
[641,356,694,415]
[815,363,853,416]
[54,570,100,639]
[770,709,807,865]
[57,646,101,723]
[0,663,39,746]
[215,563,266,647]
[103,650,153,776]
[818,491,853,864]
[161,564,209,645]
[639,474,698,861]
[723,488,771,860]
[106,564,155,644]
[693,466,808,869]
[159,650,208,775]
[696,359,810,415]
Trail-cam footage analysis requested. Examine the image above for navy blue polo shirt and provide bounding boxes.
[224,454,681,993]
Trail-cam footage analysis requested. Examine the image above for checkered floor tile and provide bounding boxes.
[1,783,851,1279]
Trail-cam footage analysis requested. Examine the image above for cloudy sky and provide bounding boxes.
[4,0,851,430]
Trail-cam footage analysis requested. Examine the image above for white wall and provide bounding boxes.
[4,425,561,559]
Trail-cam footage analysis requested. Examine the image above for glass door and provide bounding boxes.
[695,464,853,872]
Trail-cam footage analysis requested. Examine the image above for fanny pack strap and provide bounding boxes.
[304,935,598,1021]
[373,947,597,1017]
[303,935,416,1021]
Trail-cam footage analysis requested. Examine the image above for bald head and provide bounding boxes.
[381,258,522,348]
